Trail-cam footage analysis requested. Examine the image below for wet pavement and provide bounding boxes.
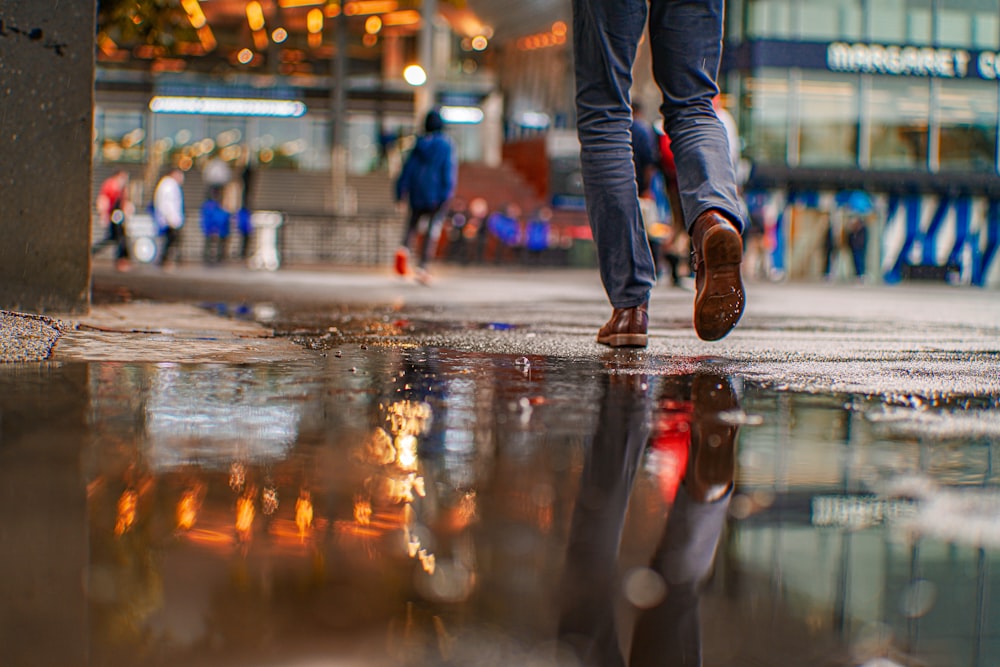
[1,262,999,667]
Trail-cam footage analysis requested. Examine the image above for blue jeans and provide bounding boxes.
[573,0,746,308]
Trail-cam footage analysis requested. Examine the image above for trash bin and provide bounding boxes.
[247,211,284,271]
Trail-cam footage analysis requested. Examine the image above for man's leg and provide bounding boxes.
[649,0,746,341]
[573,0,656,310]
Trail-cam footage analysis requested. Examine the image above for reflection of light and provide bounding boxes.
[237,48,254,64]
[552,20,567,36]
[115,489,138,536]
[246,1,266,31]
[279,0,324,6]
[177,486,203,530]
[271,27,288,43]
[396,434,418,471]
[354,497,373,526]
[236,495,255,540]
[403,64,427,86]
[229,462,246,491]
[440,106,484,124]
[471,35,488,51]
[365,15,382,34]
[253,29,269,50]
[296,491,314,542]
[262,486,279,515]
[149,96,307,118]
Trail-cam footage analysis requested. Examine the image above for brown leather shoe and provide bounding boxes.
[686,372,738,502]
[596,302,648,348]
[691,210,745,341]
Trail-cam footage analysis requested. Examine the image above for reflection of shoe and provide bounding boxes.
[691,210,745,341]
[688,373,738,502]
[115,259,132,272]
[596,302,648,348]
[394,247,410,276]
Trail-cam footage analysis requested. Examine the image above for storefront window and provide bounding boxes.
[869,0,906,43]
[936,9,971,47]
[956,0,1000,49]
[746,0,792,39]
[937,79,998,172]
[797,0,863,41]
[797,74,859,167]
[95,109,146,164]
[742,70,789,165]
[868,77,930,171]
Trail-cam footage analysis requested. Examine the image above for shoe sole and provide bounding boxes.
[694,225,745,341]
[596,333,648,348]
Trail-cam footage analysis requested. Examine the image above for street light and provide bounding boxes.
[403,64,427,86]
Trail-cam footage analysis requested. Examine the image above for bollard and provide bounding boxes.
[248,211,285,271]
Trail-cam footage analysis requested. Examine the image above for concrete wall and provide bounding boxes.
[0,2,95,314]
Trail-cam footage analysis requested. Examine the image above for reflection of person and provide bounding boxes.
[557,369,739,667]
[574,0,746,346]
[94,169,132,271]
[153,168,186,268]
[395,109,457,283]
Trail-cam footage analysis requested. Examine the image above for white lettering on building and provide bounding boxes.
[827,42,972,78]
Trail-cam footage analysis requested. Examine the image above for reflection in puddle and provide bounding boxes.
[0,346,997,666]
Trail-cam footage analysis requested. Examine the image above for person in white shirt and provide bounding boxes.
[154,168,186,267]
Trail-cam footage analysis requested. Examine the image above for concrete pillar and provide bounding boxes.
[0,1,95,314]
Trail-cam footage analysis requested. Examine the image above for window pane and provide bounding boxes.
[973,11,1000,49]
[907,8,932,43]
[798,74,859,167]
[747,0,792,39]
[938,79,998,172]
[96,109,146,164]
[936,9,971,47]
[869,0,905,42]
[868,78,929,170]
[799,0,863,41]
[742,70,789,165]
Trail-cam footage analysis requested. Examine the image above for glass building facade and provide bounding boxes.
[725,0,1000,191]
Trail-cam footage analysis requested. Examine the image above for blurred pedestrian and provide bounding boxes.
[574,0,747,346]
[394,108,457,283]
[94,169,133,271]
[200,186,232,264]
[202,153,232,197]
[154,168,186,268]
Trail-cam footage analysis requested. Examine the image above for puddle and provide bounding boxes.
[0,343,997,667]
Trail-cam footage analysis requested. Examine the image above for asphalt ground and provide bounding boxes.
[7,259,1000,399]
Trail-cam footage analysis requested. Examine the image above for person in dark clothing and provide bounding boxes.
[394,109,458,282]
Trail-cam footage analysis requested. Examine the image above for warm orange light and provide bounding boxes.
[296,491,314,542]
[325,3,342,17]
[364,15,382,34]
[246,1,266,32]
[236,496,255,539]
[344,0,397,16]
[237,48,254,64]
[272,27,288,43]
[382,9,420,26]
[197,25,217,51]
[308,32,322,48]
[278,0,325,6]
[552,20,568,36]
[253,29,269,50]
[176,486,203,531]
[354,497,373,526]
[115,489,138,536]
[470,35,487,51]
[307,7,324,33]
[181,0,207,29]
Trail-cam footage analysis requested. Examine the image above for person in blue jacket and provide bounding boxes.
[395,108,457,281]
[200,186,232,264]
